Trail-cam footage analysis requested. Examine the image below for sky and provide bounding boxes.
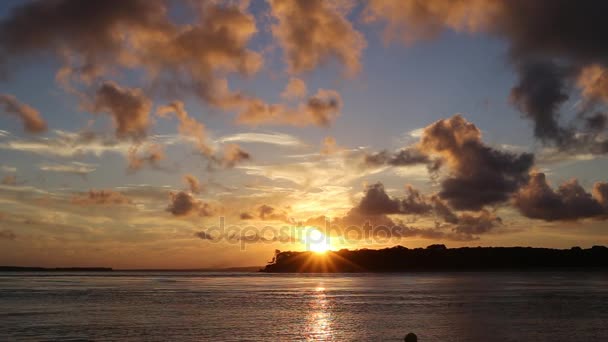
[1,0,608,268]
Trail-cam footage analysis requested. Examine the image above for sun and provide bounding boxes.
[304,228,331,253]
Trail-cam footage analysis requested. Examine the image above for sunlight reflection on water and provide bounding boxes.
[0,272,607,341]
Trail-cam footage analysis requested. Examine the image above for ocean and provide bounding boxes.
[1,271,607,341]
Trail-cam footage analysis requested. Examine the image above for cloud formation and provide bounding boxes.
[236,88,342,127]
[514,172,608,221]
[157,101,213,156]
[92,82,152,139]
[127,144,164,171]
[167,191,213,217]
[420,115,534,210]
[241,204,292,223]
[0,0,262,108]
[365,0,608,155]
[222,144,251,168]
[269,0,365,75]
[183,174,202,194]
[0,94,47,133]
[281,77,307,99]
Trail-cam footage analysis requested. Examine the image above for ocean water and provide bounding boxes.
[0,272,607,341]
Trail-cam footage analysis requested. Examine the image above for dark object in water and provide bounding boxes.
[405,332,418,342]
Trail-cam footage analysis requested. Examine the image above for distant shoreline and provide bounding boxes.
[261,245,608,273]
[0,266,262,272]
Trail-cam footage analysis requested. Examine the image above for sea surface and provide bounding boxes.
[1,271,607,341]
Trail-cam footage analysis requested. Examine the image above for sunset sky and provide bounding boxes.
[1,0,608,268]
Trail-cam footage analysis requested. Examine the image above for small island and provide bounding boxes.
[261,245,608,273]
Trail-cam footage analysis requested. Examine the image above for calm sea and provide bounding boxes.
[0,271,607,341]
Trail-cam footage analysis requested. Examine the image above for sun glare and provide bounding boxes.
[305,228,331,253]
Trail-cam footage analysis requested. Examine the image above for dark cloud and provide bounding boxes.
[365,0,608,154]
[240,212,254,220]
[167,191,214,217]
[0,94,47,133]
[333,182,502,238]
[195,231,215,241]
[93,81,151,139]
[420,115,534,210]
[364,146,430,167]
[509,60,573,146]
[514,172,608,221]
[356,183,401,215]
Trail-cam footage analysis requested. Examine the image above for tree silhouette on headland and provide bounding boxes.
[261,245,608,273]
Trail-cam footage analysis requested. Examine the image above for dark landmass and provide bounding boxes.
[0,266,113,272]
[261,245,608,273]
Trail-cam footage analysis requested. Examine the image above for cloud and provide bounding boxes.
[127,144,164,172]
[240,212,254,220]
[235,88,342,127]
[0,1,263,108]
[509,60,572,146]
[0,94,47,133]
[419,115,534,210]
[320,136,341,155]
[92,81,152,139]
[194,231,215,241]
[514,172,608,221]
[281,77,307,99]
[258,204,291,222]
[167,191,214,217]
[72,189,133,205]
[216,132,305,147]
[363,146,433,167]
[0,229,16,240]
[268,0,366,75]
[348,182,502,236]
[0,130,131,157]
[222,144,251,168]
[157,101,213,156]
[240,204,292,223]
[39,162,97,176]
[183,174,202,194]
[365,0,608,155]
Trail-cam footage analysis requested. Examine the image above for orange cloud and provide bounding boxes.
[92,82,151,139]
[127,143,164,171]
[0,94,47,133]
[157,101,213,156]
[269,0,366,74]
[183,174,202,194]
